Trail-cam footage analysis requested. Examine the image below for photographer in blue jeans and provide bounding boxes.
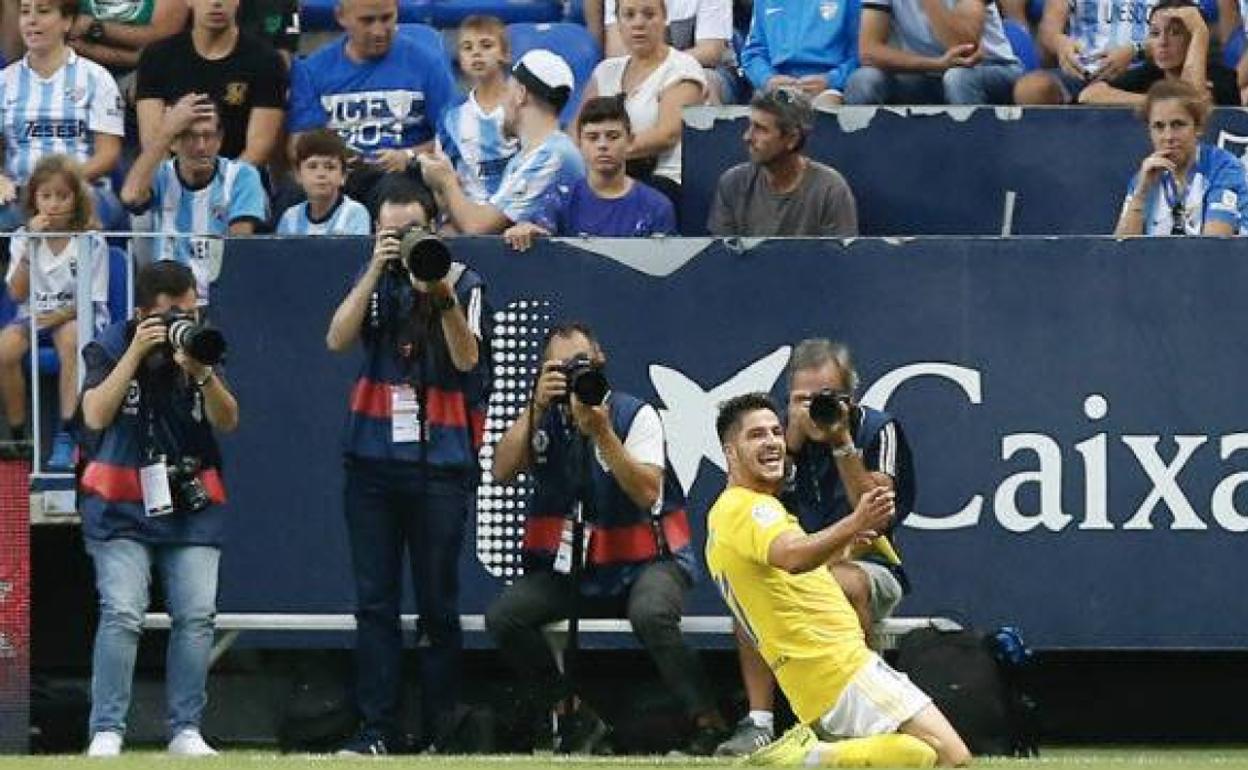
[78,262,239,758]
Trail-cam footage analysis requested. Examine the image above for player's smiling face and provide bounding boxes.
[727,408,786,490]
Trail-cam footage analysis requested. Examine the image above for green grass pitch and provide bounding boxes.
[4,749,1248,769]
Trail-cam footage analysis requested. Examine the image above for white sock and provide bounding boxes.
[748,710,775,734]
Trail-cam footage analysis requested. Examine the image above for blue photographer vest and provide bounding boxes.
[343,263,491,469]
[522,392,696,597]
[80,320,228,546]
[785,405,915,590]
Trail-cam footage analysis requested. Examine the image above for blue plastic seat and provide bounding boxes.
[398,22,447,55]
[431,0,563,27]
[1200,0,1219,23]
[301,0,433,31]
[1225,26,1246,69]
[1004,19,1039,73]
[565,0,585,23]
[506,22,603,122]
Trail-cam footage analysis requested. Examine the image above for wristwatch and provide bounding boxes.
[85,19,106,43]
[430,292,456,313]
[194,367,215,388]
[831,441,861,460]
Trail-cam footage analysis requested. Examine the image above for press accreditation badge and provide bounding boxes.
[391,384,422,444]
[140,461,175,518]
[554,518,574,574]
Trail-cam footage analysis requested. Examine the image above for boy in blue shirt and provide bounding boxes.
[502,95,675,250]
[437,15,520,204]
[278,129,372,235]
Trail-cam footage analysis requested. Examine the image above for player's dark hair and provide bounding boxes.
[716,392,780,443]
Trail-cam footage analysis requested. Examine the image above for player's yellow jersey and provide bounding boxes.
[706,485,872,724]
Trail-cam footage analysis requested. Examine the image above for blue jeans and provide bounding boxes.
[85,538,220,739]
[845,62,1023,104]
[343,460,472,744]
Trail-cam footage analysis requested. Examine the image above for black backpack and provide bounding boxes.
[894,626,1039,757]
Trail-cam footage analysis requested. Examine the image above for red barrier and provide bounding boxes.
[0,460,29,753]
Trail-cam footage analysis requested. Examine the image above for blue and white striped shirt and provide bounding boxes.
[488,131,585,225]
[277,194,371,235]
[1068,0,1154,59]
[0,50,124,184]
[437,90,519,204]
[136,157,266,304]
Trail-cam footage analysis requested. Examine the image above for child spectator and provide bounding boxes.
[437,15,520,205]
[0,155,109,467]
[278,129,371,235]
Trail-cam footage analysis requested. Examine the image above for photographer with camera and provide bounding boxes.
[486,322,727,756]
[325,183,490,756]
[78,262,237,758]
[716,338,915,757]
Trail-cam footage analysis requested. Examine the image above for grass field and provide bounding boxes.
[3,749,1248,769]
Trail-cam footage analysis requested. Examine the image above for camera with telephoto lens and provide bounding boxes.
[556,353,609,407]
[168,456,212,513]
[161,310,226,366]
[394,226,452,282]
[809,389,851,426]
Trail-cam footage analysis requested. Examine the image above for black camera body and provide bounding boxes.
[395,227,452,282]
[809,388,852,426]
[167,456,212,513]
[557,353,610,407]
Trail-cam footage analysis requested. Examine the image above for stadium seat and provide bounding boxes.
[1004,19,1039,73]
[506,22,602,122]
[1225,26,1245,69]
[301,0,434,31]
[430,0,563,26]
[1200,0,1218,22]
[398,22,447,56]
[565,0,585,23]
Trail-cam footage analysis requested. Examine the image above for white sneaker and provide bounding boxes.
[86,730,123,757]
[168,728,218,757]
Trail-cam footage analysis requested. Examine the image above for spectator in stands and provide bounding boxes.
[1079,0,1239,106]
[502,96,675,250]
[716,339,916,756]
[1014,0,1151,104]
[0,0,124,231]
[238,0,300,67]
[487,321,729,756]
[436,15,520,206]
[287,0,457,212]
[80,261,239,758]
[708,394,969,768]
[598,0,741,104]
[1114,79,1248,235]
[582,0,708,203]
[708,87,857,236]
[844,0,1023,104]
[135,0,287,166]
[738,0,860,108]
[0,156,109,467]
[277,129,372,235]
[67,0,189,75]
[120,95,266,306]
[325,184,490,755]
[419,50,585,234]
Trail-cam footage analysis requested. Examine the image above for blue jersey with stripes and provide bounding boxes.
[135,156,266,304]
[437,90,520,204]
[488,130,585,225]
[277,194,371,235]
[0,51,124,184]
[287,35,457,160]
[1068,0,1154,58]
[1123,143,1248,234]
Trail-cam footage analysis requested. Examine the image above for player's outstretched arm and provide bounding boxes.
[767,487,895,574]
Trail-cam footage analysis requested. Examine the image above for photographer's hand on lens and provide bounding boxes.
[126,316,168,360]
[369,229,402,273]
[173,349,211,382]
[532,360,568,416]
[570,394,611,440]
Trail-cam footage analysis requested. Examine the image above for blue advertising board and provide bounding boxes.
[212,235,1248,650]
[680,106,1248,237]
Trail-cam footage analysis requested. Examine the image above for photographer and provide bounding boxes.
[486,322,727,755]
[716,338,915,757]
[79,262,238,758]
[325,184,490,756]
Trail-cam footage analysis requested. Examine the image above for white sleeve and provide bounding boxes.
[623,403,666,468]
[662,50,708,94]
[4,234,26,285]
[88,66,125,137]
[604,0,617,26]
[696,0,732,41]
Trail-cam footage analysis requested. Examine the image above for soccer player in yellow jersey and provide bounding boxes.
[706,393,970,767]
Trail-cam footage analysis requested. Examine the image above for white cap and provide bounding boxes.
[512,49,575,110]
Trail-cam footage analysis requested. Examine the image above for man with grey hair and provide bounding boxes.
[706,87,857,237]
[716,338,915,756]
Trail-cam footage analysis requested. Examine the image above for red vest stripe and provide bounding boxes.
[523,509,692,565]
[83,462,227,505]
[350,380,474,430]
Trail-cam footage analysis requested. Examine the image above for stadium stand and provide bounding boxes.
[431,0,564,25]
[301,0,436,29]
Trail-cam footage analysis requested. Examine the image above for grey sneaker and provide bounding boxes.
[714,717,775,757]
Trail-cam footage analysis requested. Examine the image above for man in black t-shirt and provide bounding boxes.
[135,0,287,165]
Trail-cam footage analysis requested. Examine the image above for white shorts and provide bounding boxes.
[815,653,931,740]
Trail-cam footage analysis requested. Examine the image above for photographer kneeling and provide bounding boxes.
[486,322,726,755]
[79,262,238,758]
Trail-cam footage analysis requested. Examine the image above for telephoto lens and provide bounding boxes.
[398,227,452,282]
[808,389,850,426]
[163,311,227,366]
